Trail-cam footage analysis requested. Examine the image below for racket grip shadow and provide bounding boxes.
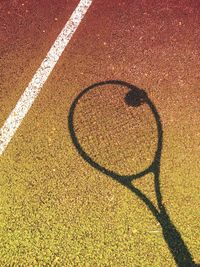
[159,210,196,267]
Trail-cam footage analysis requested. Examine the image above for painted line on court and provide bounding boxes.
[0,0,93,155]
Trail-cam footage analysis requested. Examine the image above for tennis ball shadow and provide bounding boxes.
[124,88,147,107]
[68,80,197,267]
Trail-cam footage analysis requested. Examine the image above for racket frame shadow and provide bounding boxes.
[68,80,196,267]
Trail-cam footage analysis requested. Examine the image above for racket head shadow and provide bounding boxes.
[68,80,162,184]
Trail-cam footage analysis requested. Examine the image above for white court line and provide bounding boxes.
[0,0,93,156]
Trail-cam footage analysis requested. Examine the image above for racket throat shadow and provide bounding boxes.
[124,179,197,267]
[125,182,196,267]
[124,181,161,221]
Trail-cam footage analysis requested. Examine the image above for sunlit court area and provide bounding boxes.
[0,0,199,266]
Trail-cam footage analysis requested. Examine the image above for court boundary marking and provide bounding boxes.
[0,0,93,155]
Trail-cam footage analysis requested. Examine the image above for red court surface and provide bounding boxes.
[0,0,200,266]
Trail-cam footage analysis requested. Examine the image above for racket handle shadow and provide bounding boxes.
[158,209,196,267]
[127,183,196,267]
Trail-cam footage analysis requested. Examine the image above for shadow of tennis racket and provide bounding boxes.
[68,80,197,267]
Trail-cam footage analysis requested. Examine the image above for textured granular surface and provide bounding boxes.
[0,0,199,266]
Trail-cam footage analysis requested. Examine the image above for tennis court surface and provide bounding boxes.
[0,0,200,266]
